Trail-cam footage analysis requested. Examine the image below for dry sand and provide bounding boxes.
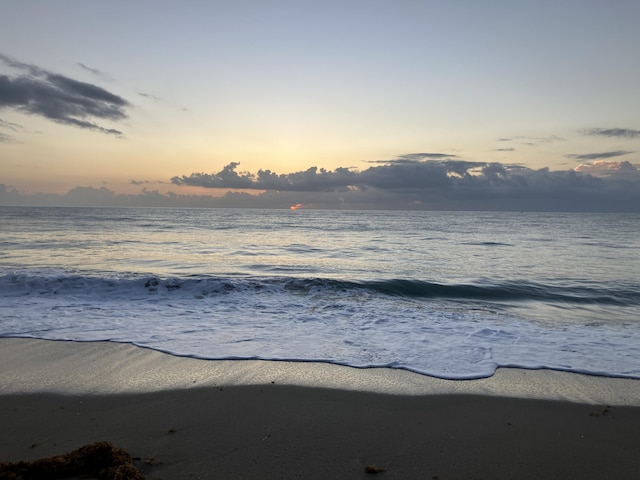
[1,338,639,479]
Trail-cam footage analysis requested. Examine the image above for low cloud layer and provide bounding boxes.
[166,156,640,212]
[4,157,637,212]
[171,157,614,194]
[0,53,130,136]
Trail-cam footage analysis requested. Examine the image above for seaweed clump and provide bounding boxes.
[0,441,145,479]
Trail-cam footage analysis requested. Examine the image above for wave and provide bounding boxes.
[366,279,640,306]
[2,269,639,381]
[2,271,638,307]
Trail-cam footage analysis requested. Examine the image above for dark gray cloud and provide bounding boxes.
[173,162,360,192]
[584,128,640,139]
[4,156,640,212]
[168,157,640,212]
[171,154,473,194]
[170,159,573,192]
[0,53,130,136]
[565,150,633,161]
[493,148,515,152]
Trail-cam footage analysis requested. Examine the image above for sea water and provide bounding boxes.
[1,206,639,379]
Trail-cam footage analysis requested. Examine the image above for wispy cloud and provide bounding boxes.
[397,152,458,161]
[366,152,459,164]
[584,128,640,139]
[138,92,162,102]
[0,117,22,131]
[0,53,130,136]
[77,62,111,81]
[0,117,24,142]
[497,135,565,146]
[130,179,169,186]
[565,151,633,161]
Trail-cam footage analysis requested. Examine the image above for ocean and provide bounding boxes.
[1,206,639,380]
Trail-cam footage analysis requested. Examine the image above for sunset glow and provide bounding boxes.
[1,2,639,211]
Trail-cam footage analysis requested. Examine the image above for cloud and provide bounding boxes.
[584,128,640,139]
[0,117,23,142]
[4,157,640,212]
[493,148,515,152]
[77,62,111,81]
[170,159,588,193]
[565,151,633,161]
[0,117,22,131]
[366,152,459,164]
[574,160,640,178]
[138,92,162,102]
[130,179,169,186]
[163,156,640,212]
[173,163,360,192]
[4,155,640,212]
[0,53,130,136]
[396,152,459,161]
[498,135,565,146]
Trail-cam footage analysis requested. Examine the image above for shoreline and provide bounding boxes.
[1,337,639,404]
[2,338,640,479]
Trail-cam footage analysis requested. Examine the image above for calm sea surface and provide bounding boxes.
[1,206,639,379]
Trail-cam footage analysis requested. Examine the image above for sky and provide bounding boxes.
[1,0,640,211]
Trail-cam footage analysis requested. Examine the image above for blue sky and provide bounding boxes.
[1,1,639,210]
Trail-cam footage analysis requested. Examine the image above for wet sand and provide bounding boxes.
[1,338,639,479]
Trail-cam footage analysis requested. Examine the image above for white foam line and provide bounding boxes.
[2,338,639,405]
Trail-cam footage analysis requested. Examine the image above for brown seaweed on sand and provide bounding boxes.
[0,441,145,479]
[364,463,387,474]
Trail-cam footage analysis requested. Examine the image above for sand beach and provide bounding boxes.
[1,338,640,479]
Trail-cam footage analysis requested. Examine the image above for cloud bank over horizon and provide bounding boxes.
[3,157,640,213]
